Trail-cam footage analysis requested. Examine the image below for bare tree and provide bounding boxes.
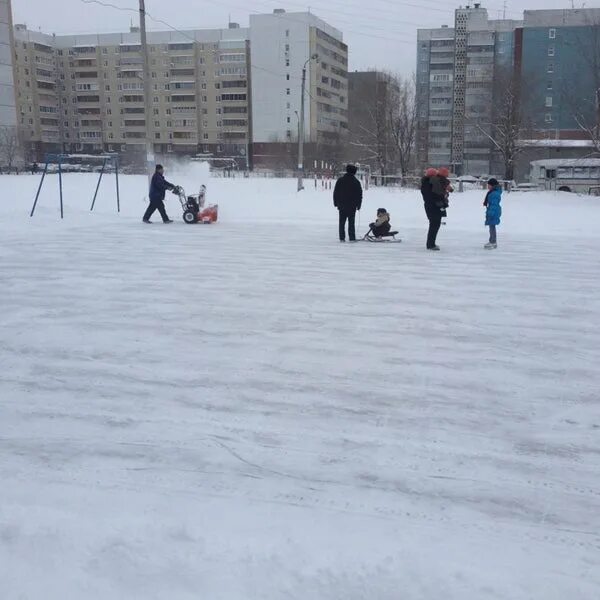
[469,67,531,181]
[564,15,600,152]
[347,72,395,178]
[388,75,417,178]
[0,126,20,171]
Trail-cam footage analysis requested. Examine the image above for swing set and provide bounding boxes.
[30,153,121,219]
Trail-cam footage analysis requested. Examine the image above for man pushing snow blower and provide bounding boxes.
[143,164,177,224]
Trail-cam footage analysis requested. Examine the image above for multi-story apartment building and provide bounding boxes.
[0,0,17,128]
[11,10,348,170]
[13,23,251,165]
[519,9,600,135]
[417,4,521,176]
[249,10,348,169]
[417,5,600,178]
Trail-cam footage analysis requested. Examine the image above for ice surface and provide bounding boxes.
[1,168,599,599]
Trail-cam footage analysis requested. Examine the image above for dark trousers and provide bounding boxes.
[143,198,169,222]
[489,225,497,244]
[425,204,442,248]
[339,210,356,241]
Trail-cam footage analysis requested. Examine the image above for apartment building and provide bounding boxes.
[519,9,600,134]
[13,24,251,165]
[417,5,600,178]
[416,5,521,176]
[249,10,348,169]
[0,0,17,128]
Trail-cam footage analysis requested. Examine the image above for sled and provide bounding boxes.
[361,230,402,243]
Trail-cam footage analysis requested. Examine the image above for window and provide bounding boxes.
[548,46,555,57]
[546,96,553,107]
[547,63,554,73]
[153,108,159,115]
[286,30,289,37]
[203,133,209,140]
[286,74,290,81]
[545,113,553,123]
[155,133,160,139]
[287,116,290,123]
[549,28,556,39]
[547,80,553,90]
[286,88,290,95]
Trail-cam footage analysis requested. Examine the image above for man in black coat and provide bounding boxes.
[143,164,176,224]
[333,164,363,242]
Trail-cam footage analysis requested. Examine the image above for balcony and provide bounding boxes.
[170,68,196,77]
[171,94,197,103]
[172,132,197,141]
[123,120,146,128]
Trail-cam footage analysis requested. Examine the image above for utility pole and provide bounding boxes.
[297,53,318,192]
[139,0,154,184]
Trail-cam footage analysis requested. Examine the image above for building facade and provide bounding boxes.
[417,5,600,178]
[11,10,348,169]
[416,5,521,176]
[249,10,348,169]
[0,0,17,127]
[13,24,251,165]
[519,9,600,136]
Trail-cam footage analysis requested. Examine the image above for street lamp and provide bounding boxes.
[297,53,319,192]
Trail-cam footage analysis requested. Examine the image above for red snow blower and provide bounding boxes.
[173,185,219,224]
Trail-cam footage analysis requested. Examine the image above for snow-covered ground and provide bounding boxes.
[1,166,599,599]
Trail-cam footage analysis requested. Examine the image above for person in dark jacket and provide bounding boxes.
[421,167,443,250]
[333,164,363,242]
[143,164,176,223]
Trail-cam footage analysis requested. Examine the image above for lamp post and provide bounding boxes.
[139,0,154,185]
[297,53,319,192]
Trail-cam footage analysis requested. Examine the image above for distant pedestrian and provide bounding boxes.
[333,164,363,242]
[483,178,502,249]
[32,162,39,175]
[143,164,176,224]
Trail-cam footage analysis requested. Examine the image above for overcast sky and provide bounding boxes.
[14,0,576,74]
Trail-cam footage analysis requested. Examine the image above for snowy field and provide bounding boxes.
[1,165,599,599]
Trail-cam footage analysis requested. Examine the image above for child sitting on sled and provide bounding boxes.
[370,208,392,238]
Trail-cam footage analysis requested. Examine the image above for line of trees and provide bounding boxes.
[0,126,20,171]
[348,72,417,179]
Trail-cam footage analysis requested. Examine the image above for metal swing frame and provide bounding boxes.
[30,153,121,219]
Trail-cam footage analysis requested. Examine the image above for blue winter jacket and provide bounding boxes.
[485,186,502,226]
[149,172,175,202]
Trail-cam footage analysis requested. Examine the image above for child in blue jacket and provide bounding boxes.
[483,178,502,249]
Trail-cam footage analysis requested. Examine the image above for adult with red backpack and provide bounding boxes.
[421,167,452,251]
